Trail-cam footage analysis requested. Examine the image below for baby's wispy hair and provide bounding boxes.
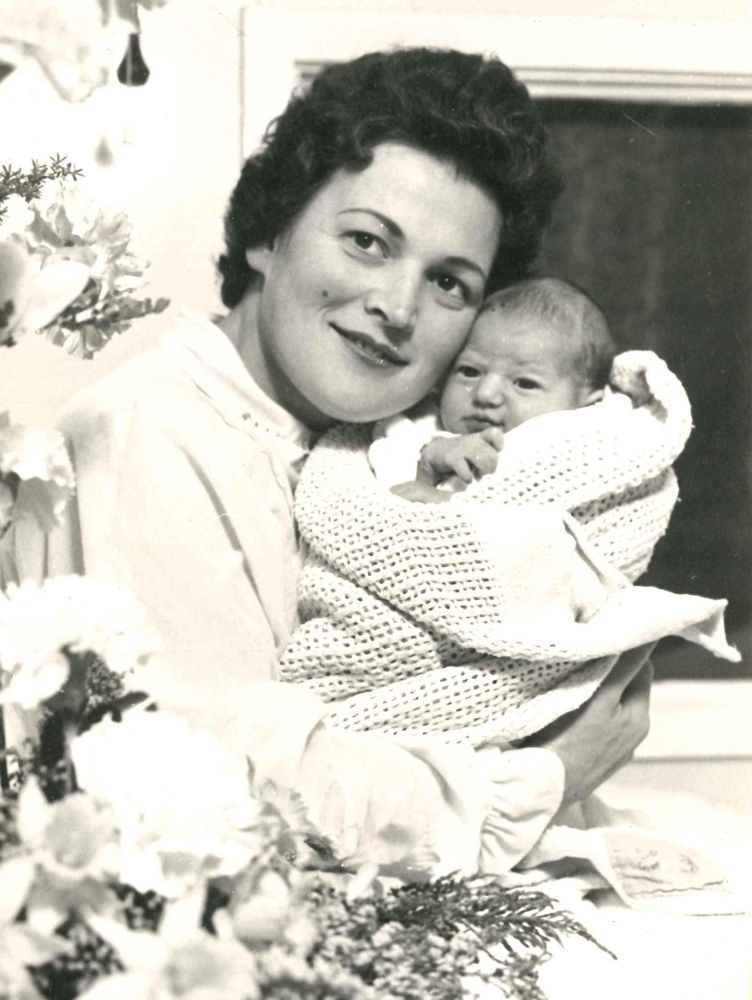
[479,277,616,388]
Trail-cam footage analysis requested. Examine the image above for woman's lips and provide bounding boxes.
[331,323,408,368]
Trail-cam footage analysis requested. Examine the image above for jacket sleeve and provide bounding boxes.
[11,379,285,738]
[232,681,565,876]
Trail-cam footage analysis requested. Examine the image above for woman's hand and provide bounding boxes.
[525,643,655,805]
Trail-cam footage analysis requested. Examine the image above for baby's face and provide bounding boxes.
[439,311,595,434]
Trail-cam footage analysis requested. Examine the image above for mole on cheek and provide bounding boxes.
[321,290,329,299]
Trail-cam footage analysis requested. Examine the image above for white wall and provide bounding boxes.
[1,0,749,426]
[266,0,749,17]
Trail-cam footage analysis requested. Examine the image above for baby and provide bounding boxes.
[281,273,739,747]
[369,277,615,502]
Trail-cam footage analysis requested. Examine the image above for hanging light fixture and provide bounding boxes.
[117,32,149,86]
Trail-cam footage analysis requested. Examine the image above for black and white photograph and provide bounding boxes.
[0,2,750,998]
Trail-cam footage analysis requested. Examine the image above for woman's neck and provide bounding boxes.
[218,293,334,432]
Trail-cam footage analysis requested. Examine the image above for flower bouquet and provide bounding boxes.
[0,157,167,543]
[0,576,611,1000]
[0,156,169,359]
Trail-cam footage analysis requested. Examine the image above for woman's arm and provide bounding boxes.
[527,643,655,805]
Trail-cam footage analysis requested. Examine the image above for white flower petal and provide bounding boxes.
[20,260,91,334]
[0,577,158,707]
[0,651,71,708]
[0,241,31,341]
[0,856,36,925]
[17,777,52,850]
[73,972,152,1000]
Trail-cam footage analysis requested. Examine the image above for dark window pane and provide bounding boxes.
[536,101,752,678]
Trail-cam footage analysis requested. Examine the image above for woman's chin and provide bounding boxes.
[313,392,418,426]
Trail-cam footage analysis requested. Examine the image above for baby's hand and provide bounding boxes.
[417,427,505,486]
[390,481,454,504]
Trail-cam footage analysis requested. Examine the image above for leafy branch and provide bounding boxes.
[309,874,615,1000]
[0,156,83,220]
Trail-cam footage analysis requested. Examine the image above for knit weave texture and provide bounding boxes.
[280,352,731,746]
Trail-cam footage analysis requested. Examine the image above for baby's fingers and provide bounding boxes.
[480,426,505,452]
[450,457,475,483]
[470,446,500,476]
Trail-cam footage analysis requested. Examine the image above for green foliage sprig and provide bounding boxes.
[0,156,83,220]
[308,875,615,1000]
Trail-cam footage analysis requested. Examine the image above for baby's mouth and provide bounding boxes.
[463,415,505,432]
[331,324,408,368]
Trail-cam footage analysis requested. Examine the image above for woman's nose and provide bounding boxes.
[474,374,506,408]
[364,265,421,335]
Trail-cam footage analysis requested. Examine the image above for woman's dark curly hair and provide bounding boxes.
[218,48,563,308]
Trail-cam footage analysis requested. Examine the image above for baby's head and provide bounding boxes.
[439,278,616,434]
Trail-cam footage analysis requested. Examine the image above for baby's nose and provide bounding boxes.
[474,374,507,407]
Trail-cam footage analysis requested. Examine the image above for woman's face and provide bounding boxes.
[245,143,502,427]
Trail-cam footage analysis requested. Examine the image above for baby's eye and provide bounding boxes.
[515,377,542,390]
[456,364,481,379]
[345,231,387,258]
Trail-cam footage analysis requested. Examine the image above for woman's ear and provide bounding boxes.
[245,244,275,276]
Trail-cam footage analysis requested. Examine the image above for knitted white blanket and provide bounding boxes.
[280,352,739,746]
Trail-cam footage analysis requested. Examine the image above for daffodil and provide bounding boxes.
[71,710,261,898]
[0,412,75,537]
[81,891,261,1000]
[0,576,157,710]
[0,778,121,932]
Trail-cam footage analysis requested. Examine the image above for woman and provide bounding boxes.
[11,48,653,874]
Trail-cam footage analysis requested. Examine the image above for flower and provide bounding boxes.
[0,923,69,1000]
[253,779,325,865]
[16,779,120,884]
[71,711,260,897]
[0,177,168,358]
[18,180,147,299]
[0,412,75,536]
[0,576,157,710]
[229,868,317,947]
[82,891,261,1000]
[0,779,121,930]
[78,929,261,1000]
[0,242,90,349]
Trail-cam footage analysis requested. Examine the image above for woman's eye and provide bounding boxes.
[345,231,386,257]
[515,378,542,390]
[431,271,469,301]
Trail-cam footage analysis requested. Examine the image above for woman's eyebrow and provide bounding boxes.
[444,255,487,282]
[337,208,402,238]
[338,209,488,281]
